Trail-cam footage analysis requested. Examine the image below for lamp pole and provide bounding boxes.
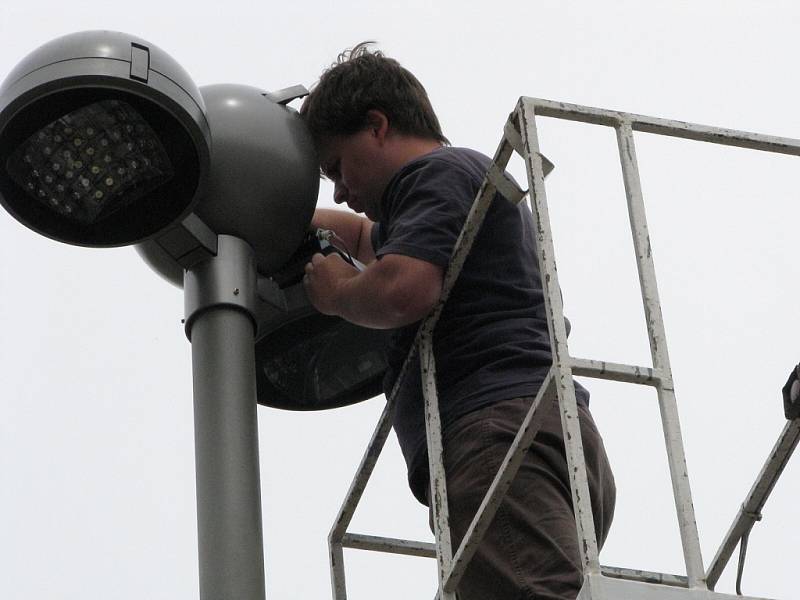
[184,234,266,600]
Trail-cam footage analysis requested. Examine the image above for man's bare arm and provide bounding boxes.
[303,252,443,329]
[311,208,376,263]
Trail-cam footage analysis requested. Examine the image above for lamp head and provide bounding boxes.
[0,30,210,246]
[192,83,318,276]
[136,83,319,285]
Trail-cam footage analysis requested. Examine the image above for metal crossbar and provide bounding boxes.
[705,419,800,590]
[327,97,800,600]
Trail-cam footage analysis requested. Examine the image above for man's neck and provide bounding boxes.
[386,136,444,172]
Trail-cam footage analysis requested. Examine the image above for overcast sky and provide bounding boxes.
[1,2,799,599]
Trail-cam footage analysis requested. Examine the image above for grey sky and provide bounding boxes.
[1,2,799,599]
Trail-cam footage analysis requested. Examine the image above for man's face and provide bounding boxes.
[318,129,391,222]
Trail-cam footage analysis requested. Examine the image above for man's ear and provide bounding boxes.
[365,109,390,143]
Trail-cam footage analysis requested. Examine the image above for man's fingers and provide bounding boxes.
[305,252,328,276]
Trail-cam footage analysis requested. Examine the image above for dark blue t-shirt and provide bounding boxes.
[371,146,588,503]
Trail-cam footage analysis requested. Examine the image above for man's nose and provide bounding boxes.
[333,182,348,204]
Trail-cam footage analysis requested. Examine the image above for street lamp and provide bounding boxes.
[0,31,388,600]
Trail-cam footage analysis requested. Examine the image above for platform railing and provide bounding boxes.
[328,97,800,600]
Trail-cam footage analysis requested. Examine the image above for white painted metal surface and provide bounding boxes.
[706,419,800,589]
[519,98,602,577]
[615,119,705,587]
[577,573,772,600]
[327,98,800,600]
[420,332,456,600]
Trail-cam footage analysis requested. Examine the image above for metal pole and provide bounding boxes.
[184,235,266,600]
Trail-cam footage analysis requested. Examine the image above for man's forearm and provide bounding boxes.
[331,265,424,329]
[305,253,442,330]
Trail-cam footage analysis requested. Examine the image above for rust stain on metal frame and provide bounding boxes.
[342,533,437,558]
[328,397,395,542]
[570,358,661,385]
[328,542,346,600]
[531,98,800,157]
[601,566,689,588]
[487,162,526,205]
[615,119,707,588]
[420,332,457,600]
[518,96,602,575]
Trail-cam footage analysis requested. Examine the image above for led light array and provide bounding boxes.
[7,99,174,224]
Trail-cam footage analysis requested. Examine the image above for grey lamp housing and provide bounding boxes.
[132,82,388,410]
[136,83,319,282]
[254,237,390,411]
[0,30,210,246]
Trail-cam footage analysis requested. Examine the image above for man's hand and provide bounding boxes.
[303,252,359,316]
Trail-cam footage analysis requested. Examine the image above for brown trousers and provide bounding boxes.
[427,396,616,600]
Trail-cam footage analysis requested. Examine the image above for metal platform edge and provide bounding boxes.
[577,573,775,600]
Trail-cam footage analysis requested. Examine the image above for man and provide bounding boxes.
[301,43,615,600]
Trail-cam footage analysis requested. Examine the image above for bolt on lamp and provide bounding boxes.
[0,30,388,600]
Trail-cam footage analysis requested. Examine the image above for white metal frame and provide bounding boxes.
[327,97,800,600]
